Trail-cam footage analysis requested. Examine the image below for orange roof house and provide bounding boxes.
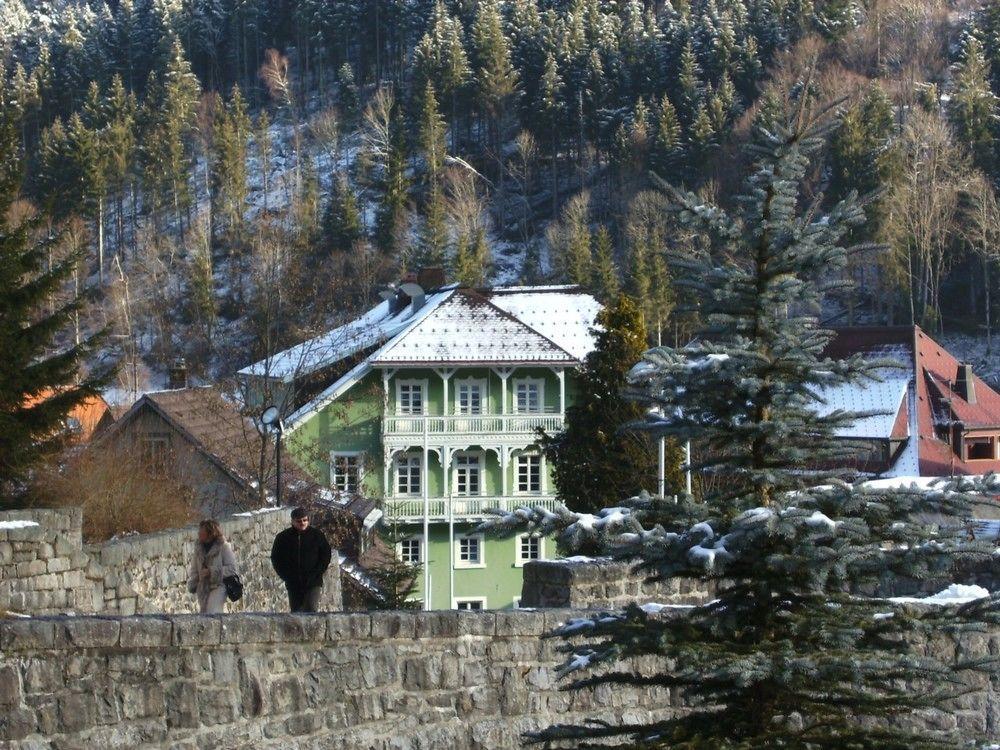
[823,326,1000,477]
[23,389,114,444]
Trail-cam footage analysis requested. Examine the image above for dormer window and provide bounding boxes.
[965,435,997,461]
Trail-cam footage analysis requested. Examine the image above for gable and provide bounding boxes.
[369,290,578,365]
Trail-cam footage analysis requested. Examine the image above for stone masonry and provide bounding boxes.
[0,610,994,748]
[520,558,715,609]
[0,509,341,617]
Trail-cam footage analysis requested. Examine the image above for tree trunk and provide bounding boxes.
[97,195,105,286]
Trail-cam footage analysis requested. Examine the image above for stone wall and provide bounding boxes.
[0,610,992,749]
[521,558,715,609]
[0,509,341,616]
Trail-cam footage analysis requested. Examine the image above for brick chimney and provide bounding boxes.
[168,358,188,390]
[956,363,976,404]
[416,267,446,291]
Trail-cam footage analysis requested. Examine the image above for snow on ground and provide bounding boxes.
[639,602,695,613]
[890,583,991,605]
[0,520,40,530]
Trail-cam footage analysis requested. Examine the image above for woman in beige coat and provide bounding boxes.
[187,519,238,614]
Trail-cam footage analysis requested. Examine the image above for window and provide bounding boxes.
[396,380,426,415]
[456,379,486,415]
[455,534,485,567]
[395,453,422,495]
[398,537,422,564]
[141,435,169,470]
[966,436,996,461]
[454,453,482,496]
[516,454,542,494]
[514,378,544,413]
[455,598,486,611]
[515,534,543,566]
[331,452,363,494]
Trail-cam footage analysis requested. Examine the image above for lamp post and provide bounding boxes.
[262,405,284,506]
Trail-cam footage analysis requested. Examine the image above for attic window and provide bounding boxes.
[965,436,996,461]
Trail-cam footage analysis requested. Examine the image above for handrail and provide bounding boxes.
[383,495,560,520]
[383,413,564,435]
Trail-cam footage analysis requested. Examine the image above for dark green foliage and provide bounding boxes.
[483,84,1000,748]
[322,174,363,253]
[0,112,113,501]
[540,295,682,515]
[949,34,998,175]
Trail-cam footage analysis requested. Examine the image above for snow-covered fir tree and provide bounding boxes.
[482,81,1000,748]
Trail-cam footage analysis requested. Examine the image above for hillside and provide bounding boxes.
[2,0,999,394]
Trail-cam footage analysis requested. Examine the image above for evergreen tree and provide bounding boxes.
[337,63,360,122]
[211,85,251,241]
[650,95,683,179]
[471,0,519,182]
[376,97,411,257]
[418,82,447,190]
[591,225,620,302]
[547,191,592,287]
[369,520,422,610]
[453,228,490,286]
[485,84,1000,749]
[540,295,681,515]
[949,35,998,176]
[0,112,112,501]
[322,174,363,252]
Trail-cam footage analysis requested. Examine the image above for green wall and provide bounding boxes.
[396,523,553,610]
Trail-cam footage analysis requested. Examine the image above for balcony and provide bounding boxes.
[383,495,561,523]
[382,412,565,447]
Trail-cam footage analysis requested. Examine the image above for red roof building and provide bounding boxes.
[825,326,1000,477]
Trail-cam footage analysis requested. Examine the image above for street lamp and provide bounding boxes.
[261,405,284,507]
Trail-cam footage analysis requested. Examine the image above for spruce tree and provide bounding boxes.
[949,35,998,176]
[540,295,681,515]
[0,112,112,501]
[485,85,1000,748]
[322,174,363,253]
[591,225,620,302]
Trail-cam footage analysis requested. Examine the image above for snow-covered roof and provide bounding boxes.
[370,289,579,365]
[817,376,910,439]
[239,286,457,381]
[487,287,602,361]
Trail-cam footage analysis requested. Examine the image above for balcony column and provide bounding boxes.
[557,368,566,416]
[500,445,509,497]
[492,367,513,425]
[435,368,456,416]
[444,446,454,610]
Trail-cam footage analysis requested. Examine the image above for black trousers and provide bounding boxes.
[287,586,322,613]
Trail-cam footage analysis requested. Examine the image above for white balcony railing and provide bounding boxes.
[383,412,564,438]
[384,495,561,522]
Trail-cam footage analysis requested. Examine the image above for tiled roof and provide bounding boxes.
[486,287,602,361]
[369,289,580,365]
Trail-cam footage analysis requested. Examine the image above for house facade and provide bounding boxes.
[241,278,601,610]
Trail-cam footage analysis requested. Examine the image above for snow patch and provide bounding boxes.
[0,520,40,530]
[890,584,991,606]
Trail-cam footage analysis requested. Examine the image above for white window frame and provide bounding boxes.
[454,533,486,569]
[396,534,424,564]
[453,597,488,611]
[330,450,364,494]
[514,452,544,495]
[513,377,545,414]
[394,452,422,497]
[455,377,488,415]
[453,450,485,497]
[395,378,428,415]
[515,533,544,567]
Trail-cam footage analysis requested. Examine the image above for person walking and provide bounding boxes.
[270,507,332,612]
[187,519,238,614]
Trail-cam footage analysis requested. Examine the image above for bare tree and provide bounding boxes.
[962,171,1000,353]
[886,110,968,331]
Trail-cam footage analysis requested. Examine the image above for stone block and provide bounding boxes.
[0,618,56,650]
[57,617,121,647]
[55,535,78,557]
[120,617,173,648]
[370,611,418,640]
[495,610,546,637]
[16,559,46,577]
[32,573,60,591]
[326,612,371,640]
[270,614,327,642]
[197,686,238,726]
[171,616,221,646]
[24,659,62,692]
[36,543,54,561]
[414,610,461,639]
[220,614,275,645]
[58,691,98,734]
[456,610,497,636]
[0,541,12,563]
[0,665,22,707]
[165,681,200,729]
[0,706,36,740]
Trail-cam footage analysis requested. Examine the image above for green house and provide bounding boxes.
[239,278,601,610]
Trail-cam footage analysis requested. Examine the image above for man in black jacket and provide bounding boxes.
[270,507,332,612]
